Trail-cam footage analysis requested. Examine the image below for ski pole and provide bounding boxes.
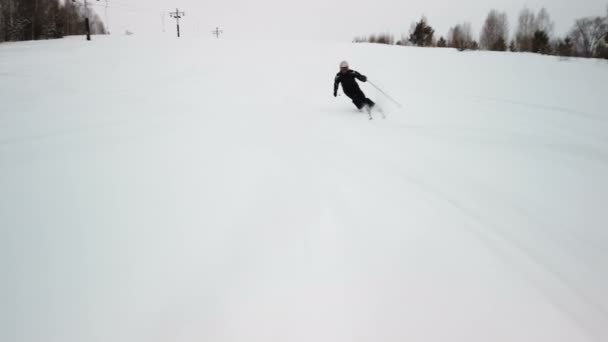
[367,80,403,108]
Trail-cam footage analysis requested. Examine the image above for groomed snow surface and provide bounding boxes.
[1,35,607,342]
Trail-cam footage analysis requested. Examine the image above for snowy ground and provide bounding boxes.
[1,35,608,342]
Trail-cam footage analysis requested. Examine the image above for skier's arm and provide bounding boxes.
[354,71,368,82]
[333,75,340,96]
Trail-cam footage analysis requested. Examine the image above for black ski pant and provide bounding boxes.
[346,91,375,110]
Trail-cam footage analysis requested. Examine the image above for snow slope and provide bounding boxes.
[1,35,608,342]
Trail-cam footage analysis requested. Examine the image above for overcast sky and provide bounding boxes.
[90,0,607,41]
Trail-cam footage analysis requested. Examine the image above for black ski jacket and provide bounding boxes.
[334,70,367,98]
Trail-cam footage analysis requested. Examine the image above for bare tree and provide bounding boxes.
[90,11,105,34]
[448,22,474,50]
[536,8,555,35]
[595,7,608,58]
[515,7,554,52]
[480,9,509,51]
[357,32,394,45]
[569,17,608,57]
[515,7,536,51]
[377,33,395,45]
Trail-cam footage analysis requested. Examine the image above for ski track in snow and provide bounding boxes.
[1,36,608,342]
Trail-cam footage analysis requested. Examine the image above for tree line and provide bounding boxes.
[354,6,608,59]
[0,0,105,42]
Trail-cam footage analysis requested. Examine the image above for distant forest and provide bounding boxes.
[354,6,608,59]
[0,0,105,42]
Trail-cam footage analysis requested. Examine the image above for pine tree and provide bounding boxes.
[492,37,507,51]
[437,36,446,47]
[595,43,608,59]
[556,37,574,57]
[0,0,106,43]
[409,17,435,47]
[531,30,551,54]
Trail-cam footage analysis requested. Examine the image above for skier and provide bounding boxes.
[333,61,376,117]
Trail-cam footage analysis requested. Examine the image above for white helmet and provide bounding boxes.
[340,61,349,68]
